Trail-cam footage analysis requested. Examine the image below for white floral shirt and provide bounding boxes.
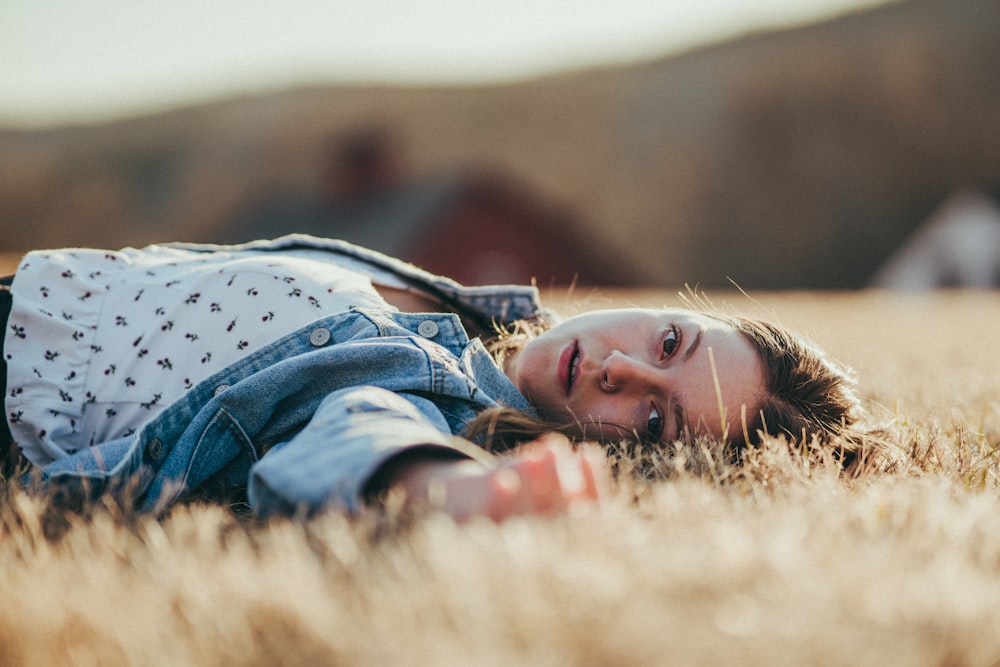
[5,244,394,464]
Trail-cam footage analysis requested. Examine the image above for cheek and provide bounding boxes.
[578,421,633,443]
[567,397,632,436]
[522,333,558,368]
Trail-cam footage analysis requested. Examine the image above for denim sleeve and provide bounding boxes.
[247,385,487,517]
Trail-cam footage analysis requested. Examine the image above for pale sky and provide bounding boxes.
[2,0,896,127]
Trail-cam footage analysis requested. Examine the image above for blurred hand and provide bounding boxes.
[392,433,608,523]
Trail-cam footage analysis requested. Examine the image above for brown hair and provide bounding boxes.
[466,310,872,465]
[713,314,870,466]
[464,317,566,453]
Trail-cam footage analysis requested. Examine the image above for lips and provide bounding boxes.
[558,341,581,396]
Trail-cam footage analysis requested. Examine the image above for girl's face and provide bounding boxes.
[504,308,765,443]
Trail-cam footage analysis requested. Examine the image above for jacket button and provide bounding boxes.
[309,328,332,346]
[214,384,230,396]
[146,437,164,461]
[417,320,439,338]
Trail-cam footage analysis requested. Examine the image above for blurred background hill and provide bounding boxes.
[2,0,999,288]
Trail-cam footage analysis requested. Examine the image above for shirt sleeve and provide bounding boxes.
[247,385,495,517]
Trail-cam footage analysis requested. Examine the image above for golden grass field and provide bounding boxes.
[1,277,999,666]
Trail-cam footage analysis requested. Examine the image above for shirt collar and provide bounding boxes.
[461,338,536,416]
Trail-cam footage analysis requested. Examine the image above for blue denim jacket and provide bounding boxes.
[34,235,543,516]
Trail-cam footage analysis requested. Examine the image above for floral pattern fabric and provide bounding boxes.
[4,245,390,464]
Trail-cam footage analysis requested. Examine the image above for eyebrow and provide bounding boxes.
[672,401,686,442]
[683,327,702,361]
[670,326,701,440]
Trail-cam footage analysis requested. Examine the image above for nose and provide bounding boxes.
[600,350,658,393]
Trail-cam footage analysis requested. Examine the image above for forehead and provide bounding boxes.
[684,323,765,439]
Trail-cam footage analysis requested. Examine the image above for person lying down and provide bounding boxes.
[0,235,868,522]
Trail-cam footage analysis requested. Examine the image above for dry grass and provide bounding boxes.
[2,290,999,666]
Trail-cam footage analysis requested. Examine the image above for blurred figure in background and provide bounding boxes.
[871,189,1000,289]
[228,126,636,287]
